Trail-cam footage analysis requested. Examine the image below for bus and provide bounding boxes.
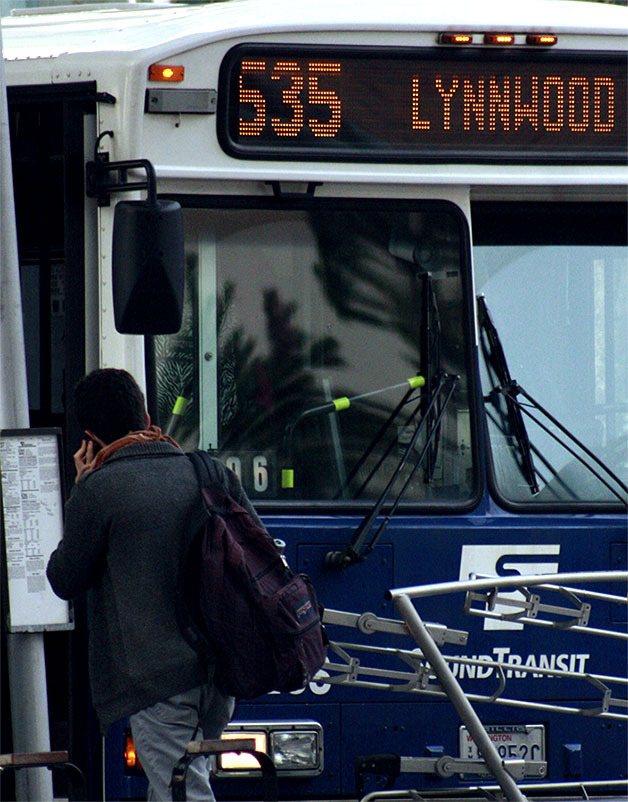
[1,0,626,799]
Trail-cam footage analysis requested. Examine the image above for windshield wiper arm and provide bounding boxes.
[281,376,426,494]
[334,381,423,500]
[504,382,628,504]
[336,273,444,499]
[325,372,459,568]
[477,294,540,495]
[483,404,581,501]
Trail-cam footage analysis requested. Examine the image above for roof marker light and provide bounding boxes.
[526,33,558,46]
[484,33,515,45]
[148,64,185,82]
[439,33,474,45]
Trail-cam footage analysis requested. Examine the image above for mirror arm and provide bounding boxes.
[86,156,157,207]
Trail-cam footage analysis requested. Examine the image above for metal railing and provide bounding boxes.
[322,571,628,802]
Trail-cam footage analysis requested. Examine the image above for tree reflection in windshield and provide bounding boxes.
[156,203,474,504]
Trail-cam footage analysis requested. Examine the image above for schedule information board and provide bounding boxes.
[0,429,72,631]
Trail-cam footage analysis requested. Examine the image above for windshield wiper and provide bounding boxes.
[325,270,455,567]
[500,381,627,504]
[478,295,628,504]
[478,294,540,495]
[334,272,444,500]
[282,375,426,493]
[335,379,424,500]
[483,405,581,502]
[325,372,459,568]
[420,272,443,483]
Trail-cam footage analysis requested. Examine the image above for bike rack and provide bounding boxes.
[358,778,628,802]
[0,751,85,798]
[321,571,628,802]
[171,738,277,802]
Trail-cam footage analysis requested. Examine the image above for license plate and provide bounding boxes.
[459,724,545,762]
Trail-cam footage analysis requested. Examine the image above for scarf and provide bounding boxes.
[91,426,181,470]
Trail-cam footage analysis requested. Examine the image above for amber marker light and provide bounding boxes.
[526,33,558,46]
[148,64,185,82]
[439,32,474,45]
[124,733,139,770]
[484,33,515,45]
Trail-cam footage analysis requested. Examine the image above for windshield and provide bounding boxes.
[155,200,475,505]
[473,202,627,507]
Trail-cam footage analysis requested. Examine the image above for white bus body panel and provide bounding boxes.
[2,0,626,370]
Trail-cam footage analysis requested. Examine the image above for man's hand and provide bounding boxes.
[74,440,96,483]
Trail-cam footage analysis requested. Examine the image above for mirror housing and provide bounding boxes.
[112,199,184,334]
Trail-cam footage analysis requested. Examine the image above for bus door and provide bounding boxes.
[3,83,101,800]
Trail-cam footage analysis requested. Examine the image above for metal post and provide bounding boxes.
[393,593,529,802]
[0,24,54,801]
[5,636,54,800]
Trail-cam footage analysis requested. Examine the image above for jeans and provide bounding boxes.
[129,684,235,801]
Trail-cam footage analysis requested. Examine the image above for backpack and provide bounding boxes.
[176,450,328,700]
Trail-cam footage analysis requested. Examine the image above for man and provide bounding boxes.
[47,368,253,800]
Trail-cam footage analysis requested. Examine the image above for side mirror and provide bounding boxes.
[112,199,184,334]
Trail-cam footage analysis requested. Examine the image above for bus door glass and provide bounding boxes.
[473,202,627,507]
[8,86,93,438]
[155,200,476,506]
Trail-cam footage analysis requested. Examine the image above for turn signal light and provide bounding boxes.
[148,64,185,82]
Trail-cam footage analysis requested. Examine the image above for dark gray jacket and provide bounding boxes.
[47,442,252,733]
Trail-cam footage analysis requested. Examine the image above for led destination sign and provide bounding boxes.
[218,45,627,163]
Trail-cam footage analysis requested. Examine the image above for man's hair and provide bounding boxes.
[74,369,147,444]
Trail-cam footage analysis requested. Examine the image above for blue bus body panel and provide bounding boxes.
[104,508,627,800]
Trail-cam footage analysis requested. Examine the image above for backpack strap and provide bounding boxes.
[187,451,233,514]
[188,451,266,528]
[188,450,227,489]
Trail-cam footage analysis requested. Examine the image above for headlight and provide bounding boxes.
[271,731,319,770]
[216,721,323,777]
